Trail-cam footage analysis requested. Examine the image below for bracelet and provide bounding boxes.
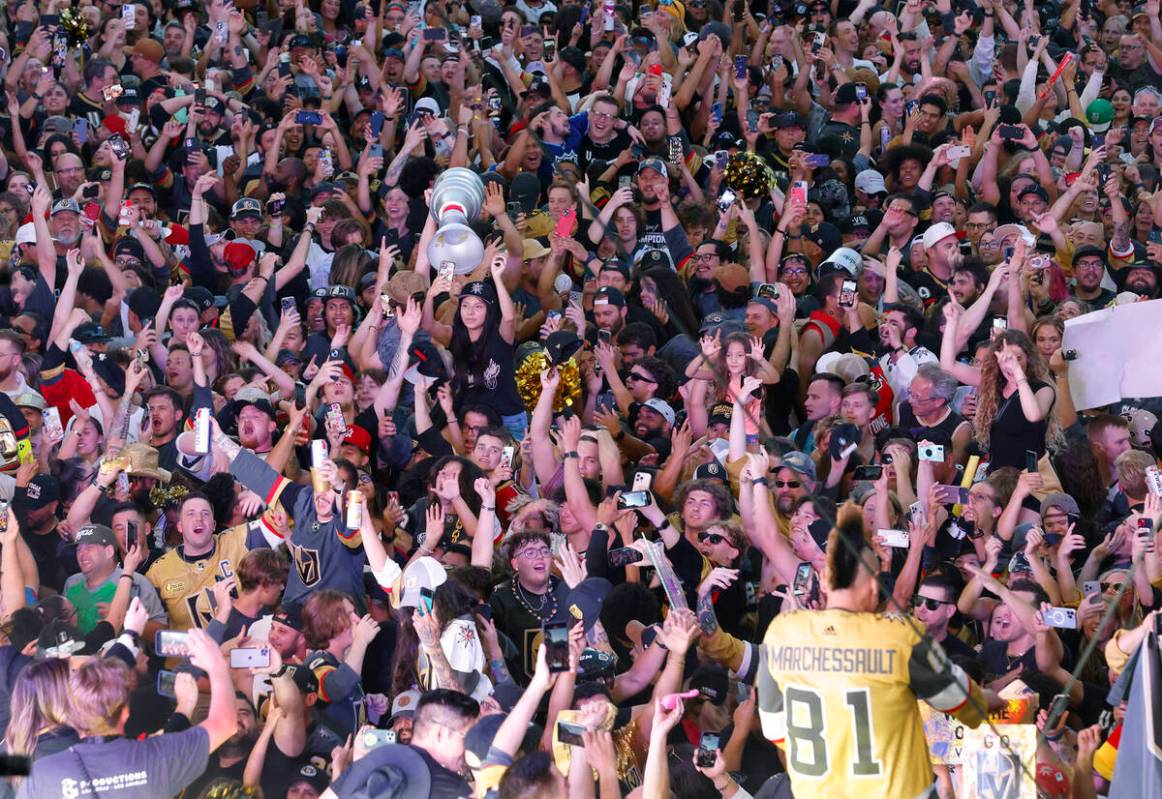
[383,115,395,121]
[564,451,579,459]
[482,505,495,511]
[753,477,769,486]
[272,664,290,679]
[120,573,134,581]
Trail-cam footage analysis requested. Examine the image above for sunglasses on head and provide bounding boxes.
[912,595,952,611]
[697,532,727,545]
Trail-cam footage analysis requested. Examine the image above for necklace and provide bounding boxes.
[512,575,557,622]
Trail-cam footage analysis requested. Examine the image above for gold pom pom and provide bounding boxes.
[60,8,91,47]
[723,151,777,200]
[515,351,582,414]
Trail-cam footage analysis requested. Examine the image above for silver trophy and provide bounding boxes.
[427,168,486,275]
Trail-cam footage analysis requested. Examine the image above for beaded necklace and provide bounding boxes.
[511,575,557,622]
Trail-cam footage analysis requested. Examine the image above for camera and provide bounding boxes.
[917,443,944,462]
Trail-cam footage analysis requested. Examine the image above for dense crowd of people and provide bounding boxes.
[0,0,1160,797]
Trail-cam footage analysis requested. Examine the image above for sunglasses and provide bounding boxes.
[1102,581,1125,593]
[774,480,800,488]
[697,532,727,545]
[912,596,952,611]
[626,372,657,384]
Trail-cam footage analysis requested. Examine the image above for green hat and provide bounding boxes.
[1086,99,1114,133]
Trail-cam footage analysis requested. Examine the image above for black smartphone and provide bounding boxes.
[1025,450,1038,473]
[853,465,883,481]
[157,670,178,699]
[329,347,343,362]
[194,88,207,105]
[984,89,997,108]
[83,184,100,199]
[296,110,323,126]
[294,382,306,410]
[558,720,586,746]
[126,521,138,552]
[998,124,1023,140]
[697,732,720,768]
[609,546,644,567]
[544,622,570,672]
[1139,517,1156,553]
[618,490,650,509]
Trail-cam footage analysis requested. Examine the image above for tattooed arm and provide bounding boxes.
[696,591,719,637]
[415,605,465,692]
[696,566,738,636]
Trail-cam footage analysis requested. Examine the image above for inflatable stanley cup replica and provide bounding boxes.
[427,168,486,275]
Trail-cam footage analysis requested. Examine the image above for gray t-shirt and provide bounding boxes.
[17,727,209,799]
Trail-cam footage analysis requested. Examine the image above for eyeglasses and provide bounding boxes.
[695,253,720,262]
[1102,581,1126,593]
[115,257,142,268]
[887,205,917,216]
[780,267,808,277]
[965,222,994,230]
[697,532,727,545]
[912,595,952,611]
[517,547,552,559]
[591,110,615,121]
[774,479,800,488]
[626,372,657,384]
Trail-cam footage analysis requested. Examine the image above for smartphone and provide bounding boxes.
[108,134,130,160]
[193,407,211,455]
[618,175,633,191]
[668,136,683,164]
[544,621,570,672]
[617,490,650,509]
[155,630,191,657]
[632,471,654,492]
[328,347,343,363]
[278,53,293,78]
[812,32,826,53]
[734,54,748,80]
[553,208,575,238]
[423,27,447,41]
[296,110,323,125]
[122,3,136,30]
[362,729,396,748]
[42,406,63,442]
[746,109,759,133]
[1043,606,1077,630]
[1025,450,1039,473]
[993,316,1008,332]
[716,188,737,213]
[438,260,455,284]
[471,14,482,27]
[804,153,830,168]
[230,647,272,668]
[855,82,867,102]
[1139,517,1156,553]
[597,329,613,346]
[501,446,515,469]
[790,180,809,206]
[73,118,89,145]
[369,143,384,159]
[838,279,857,308]
[934,484,968,505]
[609,546,645,567]
[947,144,971,160]
[157,670,177,698]
[568,290,583,308]
[697,732,721,768]
[877,528,910,548]
[544,39,556,60]
[558,720,587,746]
[793,562,813,597]
[418,586,434,613]
[1082,580,1101,595]
[506,200,523,218]
[711,102,723,122]
[998,124,1023,140]
[853,464,883,481]
[905,100,919,115]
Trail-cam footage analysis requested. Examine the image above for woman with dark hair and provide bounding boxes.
[423,255,527,439]
[634,265,701,339]
[402,455,486,550]
[416,579,493,699]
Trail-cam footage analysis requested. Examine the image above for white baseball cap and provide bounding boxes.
[398,556,447,608]
[854,169,887,195]
[15,223,35,246]
[921,222,958,250]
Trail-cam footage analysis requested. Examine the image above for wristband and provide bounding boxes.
[482,505,495,511]
[120,573,135,581]
[564,451,579,459]
[272,664,290,679]
[752,477,769,486]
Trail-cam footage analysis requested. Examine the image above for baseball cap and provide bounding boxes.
[289,764,330,793]
[818,246,863,278]
[23,475,61,510]
[11,391,44,411]
[37,620,86,659]
[233,386,277,420]
[772,111,806,129]
[637,157,668,176]
[14,223,35,246]
[779,451,816,482]
[689,664,730,705]
[74,524,117,549]
[231,197,263,219]
[124,38,164,63]
[414,97,440,117]
[1086,99,1115,133]
[693,460,729,483]
[1072,244,1107,266]
[1040,492,1080,518]
[642,398,676,426]
[593,286,626,308]
[398,556,447,608]
[921,222,958,250]
[854,169,887,195]
[342,425,372,456]
[388,270,430,305]
[223,241,257,273]
[74,322,110,343]
[388,688,421,723]
[51,199,80,216]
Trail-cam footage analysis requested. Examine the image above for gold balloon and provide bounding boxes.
[515,351,582,414]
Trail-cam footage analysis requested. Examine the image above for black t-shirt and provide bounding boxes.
[582,128,633,167]
[414,745,472,798]
[988,380,1053,469]
[489,577,570,683]
[455,325,523,417]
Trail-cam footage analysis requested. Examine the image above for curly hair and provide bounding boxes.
[972,330,1061,450]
